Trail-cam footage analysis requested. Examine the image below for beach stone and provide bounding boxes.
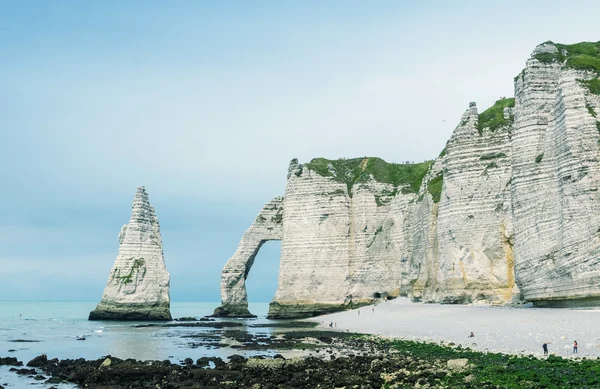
[15,368,37,375]
[446,358,470,372]
[99,358,111,368]
[89,187,172,321]
[175,317,197,321]
[0,357,22,366]
[246,357,286,369]
[26,354,47,367]
[196,357,210,367]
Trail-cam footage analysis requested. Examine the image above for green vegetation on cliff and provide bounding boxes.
[534,41,600,70]
[113,258,146,284]
[476,98,515,134]
[427,172,444,203]
[305,157,433,196]
[535,153,544,163]
[534,41,600,95]
[581,78,600,95]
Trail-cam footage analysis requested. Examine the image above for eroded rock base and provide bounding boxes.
[267,301,372,319]
[212,304,257,318]
[89,301,171,321]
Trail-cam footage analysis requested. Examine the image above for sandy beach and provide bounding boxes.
[310,298,600,358]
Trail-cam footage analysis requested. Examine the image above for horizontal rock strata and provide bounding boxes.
[213,197,284,317]
[89,187,171,321]
[217,40,600,318]
[511,42,600,306]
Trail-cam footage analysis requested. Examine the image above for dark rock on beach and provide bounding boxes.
[14,367,37,375]
[8,339,40,343]
[0,356,22,366]
[26,354,47,367]
[135,321,242,328]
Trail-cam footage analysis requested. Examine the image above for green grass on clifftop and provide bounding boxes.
[304,157,433,196]
[534,42,600,95]
[534,41,600,71]
[476,98,515,134]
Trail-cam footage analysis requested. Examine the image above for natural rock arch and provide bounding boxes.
[213,197,283,317]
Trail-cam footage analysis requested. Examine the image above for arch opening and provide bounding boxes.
[246,240,281,317]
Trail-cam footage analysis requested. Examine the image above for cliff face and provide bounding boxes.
[89,187,171,321]
[215,40,600,318]
[213,197,283,317]
[511,42,600,306]
[268,159,419,318]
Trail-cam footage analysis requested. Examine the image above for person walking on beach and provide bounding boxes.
[468,332,475,338]
[573,340,578,354]
[542,343,548,356]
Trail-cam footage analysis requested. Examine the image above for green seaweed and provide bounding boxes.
[363,336,600,389]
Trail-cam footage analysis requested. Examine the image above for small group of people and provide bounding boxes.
[328,321,337,328]
[466,332,579,356]
[542,340,578,356]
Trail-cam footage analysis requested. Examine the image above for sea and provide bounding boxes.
[0,301,274,389]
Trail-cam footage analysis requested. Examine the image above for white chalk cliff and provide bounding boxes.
[215,41,600,318]
[89,187,171,320]
[214,197,283,317]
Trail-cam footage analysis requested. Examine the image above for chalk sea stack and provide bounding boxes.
[89,186,172,321]
[215,40,600,318]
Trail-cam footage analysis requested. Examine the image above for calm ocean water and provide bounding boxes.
[0,301,272,388]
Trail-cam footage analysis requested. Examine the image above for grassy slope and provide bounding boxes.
[476,98,515,134]
[304,157,433,196]
[534,41,600,95]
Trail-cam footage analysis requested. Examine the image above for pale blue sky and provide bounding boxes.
[1,1,599,302]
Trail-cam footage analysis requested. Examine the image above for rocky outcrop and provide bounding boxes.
[268,158,422,318]
[411,100,518,304]
[511,42,600,306]
[213,197,284,317]
[216,40,600,317]
[89,187,171,321]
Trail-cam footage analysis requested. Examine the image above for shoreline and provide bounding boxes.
[305,297,600,359]
[2,331,600,389]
